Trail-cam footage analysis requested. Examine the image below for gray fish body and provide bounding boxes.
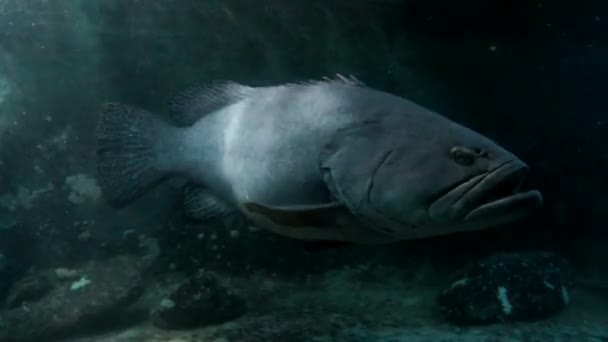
[164,82,407,242]
[176,83,401,205]
[97,76,543,244]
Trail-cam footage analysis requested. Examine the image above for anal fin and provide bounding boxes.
[183,183,236,221]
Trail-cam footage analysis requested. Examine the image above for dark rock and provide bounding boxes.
[0,255,146,342]
[5,272,54,308]
[151,270,247,330]
[437,251,573,325]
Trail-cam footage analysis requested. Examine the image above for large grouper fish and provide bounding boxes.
[96,75,543,244]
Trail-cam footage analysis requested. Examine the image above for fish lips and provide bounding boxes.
[429,160,543,224]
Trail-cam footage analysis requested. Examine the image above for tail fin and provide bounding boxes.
[96,102,171,207]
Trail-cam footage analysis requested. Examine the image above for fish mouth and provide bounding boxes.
[462,160,543,222]
[429,160,543,224]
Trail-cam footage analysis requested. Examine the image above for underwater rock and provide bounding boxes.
[151,270,247,330]
[0,255,145,342]
[5,272,54,308]
[437,251,572,326]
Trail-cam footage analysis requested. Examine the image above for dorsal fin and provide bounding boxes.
[168,75,362,126]
[294,73,366,88]
[168,81,253,126]
[321,73,365,86]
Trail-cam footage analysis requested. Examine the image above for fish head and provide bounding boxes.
[320,116,543,240]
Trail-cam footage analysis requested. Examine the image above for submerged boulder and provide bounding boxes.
[437,251,572,325]
[151,269,247,329]
[0,255,145,342]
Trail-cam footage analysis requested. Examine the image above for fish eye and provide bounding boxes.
[450,146,477,165]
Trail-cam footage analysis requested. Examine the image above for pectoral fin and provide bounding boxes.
[243,202,346,228]
[243,201,394,244]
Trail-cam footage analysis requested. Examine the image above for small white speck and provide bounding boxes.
[451,278,468,288]
[70,275,91,290]
[497,286,513,315]
[543,281,555,290]
[160,298,175,309]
